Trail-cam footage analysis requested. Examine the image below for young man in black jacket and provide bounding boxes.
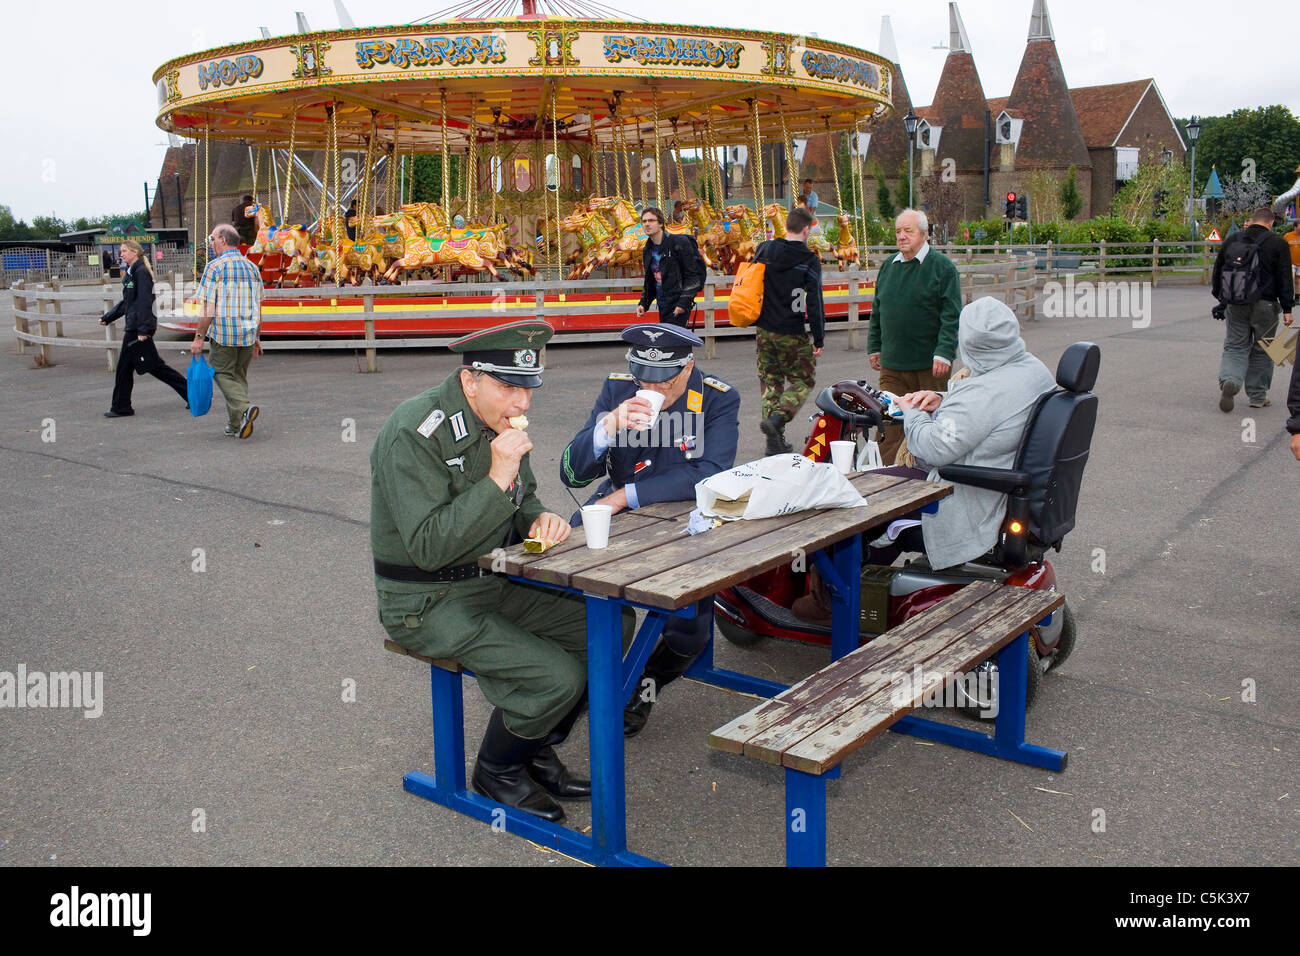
[755,205,826,453]
[636,206,705,327]
[1212,206,1295,411]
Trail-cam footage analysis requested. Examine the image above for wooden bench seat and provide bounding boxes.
[383,639,462,674]
[709,581,1066,866]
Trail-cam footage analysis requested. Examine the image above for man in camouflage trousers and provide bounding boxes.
[754,206,825,454]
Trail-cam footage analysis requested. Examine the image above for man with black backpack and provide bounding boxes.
[1212,207,1295,411]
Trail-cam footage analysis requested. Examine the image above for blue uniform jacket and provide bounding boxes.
[560,367,740,507]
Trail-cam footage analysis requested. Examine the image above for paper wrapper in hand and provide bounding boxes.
[695,454,868,521]
[523,538,556,554]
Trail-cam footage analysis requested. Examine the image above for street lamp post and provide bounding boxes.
[903,109,918,210]
[1186,115,1201,239]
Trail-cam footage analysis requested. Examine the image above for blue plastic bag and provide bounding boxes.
[187,354,215,417]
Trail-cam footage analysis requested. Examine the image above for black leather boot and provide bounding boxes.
[624,644,698,737]
[528,692,591,800]
[471,708,564,822]
[760,413,793,455]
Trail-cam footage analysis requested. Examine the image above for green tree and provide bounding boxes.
[0,204,34,240]
[1112,159,1189,225]
[1178,106,1300,198]
[30,215,69,239]
[870,160,893,219]
[410,153,463,204]
[1060,166,1083,220]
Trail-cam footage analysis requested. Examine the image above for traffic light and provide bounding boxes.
[1015,194,1029,220]
[1005,192,1016,219]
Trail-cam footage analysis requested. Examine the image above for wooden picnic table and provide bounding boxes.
[458,471,953,866]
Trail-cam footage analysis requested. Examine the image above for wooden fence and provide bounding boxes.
[6,250,1040,372]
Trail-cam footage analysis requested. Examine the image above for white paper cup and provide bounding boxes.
[581,504,613,549]
[830,440,856,474]
[635,389,666,428]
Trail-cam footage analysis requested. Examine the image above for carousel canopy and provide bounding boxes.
[153,3,894,152]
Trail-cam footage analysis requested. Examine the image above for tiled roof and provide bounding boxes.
[1070,79,1153,146]
[1005,38,1091,168]
[928,51,991,172]
[863,61,918,174]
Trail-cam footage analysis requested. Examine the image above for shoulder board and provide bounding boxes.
[703,376,732,392]
[608,372,635,381]
[416,409,445,438]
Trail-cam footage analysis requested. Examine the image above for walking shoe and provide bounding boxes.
[238,405,259,439]
[1218,381,1239,413]
[103,410,133,418]
[224,425,239,437]
[1248,397,1271,408]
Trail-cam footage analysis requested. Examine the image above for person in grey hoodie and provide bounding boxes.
[884,296,1057,569]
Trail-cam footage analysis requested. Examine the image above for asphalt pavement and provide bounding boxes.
[1,281,1296,867]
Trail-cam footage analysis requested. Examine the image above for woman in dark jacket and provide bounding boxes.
[100,240,189,417]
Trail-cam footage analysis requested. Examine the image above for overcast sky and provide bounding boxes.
[1,0,1294,223]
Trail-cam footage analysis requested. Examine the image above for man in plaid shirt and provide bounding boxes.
[191,223,265,438]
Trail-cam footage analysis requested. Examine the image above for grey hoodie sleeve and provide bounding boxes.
[900,384,997,467]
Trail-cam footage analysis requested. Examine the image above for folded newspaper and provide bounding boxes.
[695,453,868,521]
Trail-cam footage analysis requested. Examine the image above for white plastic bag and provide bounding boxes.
[695,454,868,521]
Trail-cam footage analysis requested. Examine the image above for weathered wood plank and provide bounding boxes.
[781,590,1064,773]
[742,585,1031,763]
[624,479,951,609]
[475,500,696,576]
[707,582,1000,753]
[383,639,463,673]
[530,512,700,592]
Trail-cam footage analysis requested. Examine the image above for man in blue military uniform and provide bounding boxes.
[560,324,740,735]
[371,319,590,823]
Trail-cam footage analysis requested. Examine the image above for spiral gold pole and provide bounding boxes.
[651,89,663,210]
[282,108,298,223]
[440,90,450,212]
[826,117,843,213]
[749,99,766,221]
[778,99,798,200]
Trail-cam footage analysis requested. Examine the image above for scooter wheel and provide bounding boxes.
[716,615,765,647]
[957,640,1041,721]
[1045,602,1077,671]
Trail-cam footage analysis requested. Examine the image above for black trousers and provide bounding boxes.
[111,338,189,414]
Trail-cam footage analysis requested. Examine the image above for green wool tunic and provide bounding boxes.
[866,247,962,370]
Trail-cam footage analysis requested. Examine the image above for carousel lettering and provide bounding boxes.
[196,55,264,90]
[355,35,507,69]
[602,35,743,70]
[800,50,878,88]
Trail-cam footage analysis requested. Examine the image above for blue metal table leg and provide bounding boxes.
[587,595,629,859]
[830,534,862,661]
[785,768,828,867]
[686,602,790,699]
[888,631,1066,771]
[430,665,466,793]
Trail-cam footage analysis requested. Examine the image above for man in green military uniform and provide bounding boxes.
[371,319,590,823]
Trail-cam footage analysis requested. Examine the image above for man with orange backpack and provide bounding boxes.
[753,205,825,454]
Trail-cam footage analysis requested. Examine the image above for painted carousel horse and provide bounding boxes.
[560,207,616,279]
[246,203,317,278]
[830,211,860,270]
[586,195,649,272]
[373,211,509,281]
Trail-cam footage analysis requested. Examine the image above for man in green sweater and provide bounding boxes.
[867,208,962,465]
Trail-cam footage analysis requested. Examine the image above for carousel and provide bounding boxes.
[154,0,893,336]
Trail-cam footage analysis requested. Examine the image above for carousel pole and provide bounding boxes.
[749,99,766,226]
[490,108,501,224]
[550,85,562,276]
[651,89,663,210]
[466,112,477,223]
[826,117,843,214]
[778,99,799,201]
[332,103,343,277]
[440,89,450,213]
[203,123,211,267]
[282,108,298,224]
[670,117,687,203]
[635,119,647,211]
